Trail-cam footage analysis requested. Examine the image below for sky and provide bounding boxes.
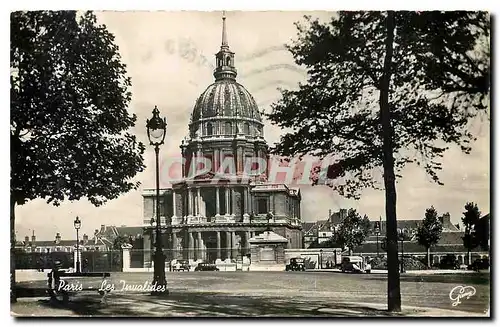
[14,11,490,241]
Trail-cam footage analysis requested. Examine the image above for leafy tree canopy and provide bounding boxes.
[416,206,443,249]
[11,11,145,207]
[461,202,481,250]
[332,209,371,252]
[266,11,489,199]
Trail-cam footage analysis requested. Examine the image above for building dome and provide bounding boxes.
[187,13,264,140]
[192,80,262,122]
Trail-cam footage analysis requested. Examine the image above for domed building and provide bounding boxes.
[141,14,303,266]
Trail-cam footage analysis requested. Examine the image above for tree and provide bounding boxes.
[10,11,145,302]
[475,214,489,251]
[416,206,443,268]
[113,235,132,250]
[266,11,489,311]
[461,202,481,264]
[332,210,371,254]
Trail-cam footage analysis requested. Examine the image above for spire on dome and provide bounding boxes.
[221,11,228,48]
[214,10,237,81]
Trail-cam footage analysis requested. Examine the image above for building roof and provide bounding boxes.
[16,239,104,248]
[113,226,144,238]
[301,222,316,234]
[190,15,262,125]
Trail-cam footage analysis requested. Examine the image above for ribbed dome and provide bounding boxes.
[192,80,262,123]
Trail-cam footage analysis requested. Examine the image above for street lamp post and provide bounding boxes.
[147,106,168,295]
[74,216,81,273]
[375,228,380,257]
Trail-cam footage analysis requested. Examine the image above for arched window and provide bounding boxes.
[244,122,250,134]
[206,122,213,136]
[226,56,231,66]
[225,122,232,135]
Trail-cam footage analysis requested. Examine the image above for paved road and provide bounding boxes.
[13,271,490,317]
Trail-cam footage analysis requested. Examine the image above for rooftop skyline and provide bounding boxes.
[14,11,489,240]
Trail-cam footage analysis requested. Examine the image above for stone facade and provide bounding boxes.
[142,15,303,267]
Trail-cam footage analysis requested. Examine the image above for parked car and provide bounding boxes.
[439,254,460,270]
[469,258,489,271]
[195,263,219,271]
[285,258,306,271]
[172,260,190,272]
[341,256,365,273]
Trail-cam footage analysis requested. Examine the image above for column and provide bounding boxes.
[225,188,230,215]
[215,187,220,216]
[196,187,201,217]
[214,149,219,173]
[195,149,202,176]
[231,231,238,259]
[190,152,195,178]
[172,190,177,218]
[216,231,221,260]
[237,147,243,173]
[245,231,250,255]
[243,188,248,213]
[188,189,193,216]
[172,232,178,259]
[225,231,231,260]
[197,232,203,260]
[194,187,200,216]
[189,232,194,260]
[230,188,235,216]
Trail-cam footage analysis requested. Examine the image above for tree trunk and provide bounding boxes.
[427,247,431,268]
[11,198,17,303]
[379,11,401,312]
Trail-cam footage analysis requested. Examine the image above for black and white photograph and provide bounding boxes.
[9,6,491,318]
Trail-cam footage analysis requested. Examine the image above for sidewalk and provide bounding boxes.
[11,293,488,317]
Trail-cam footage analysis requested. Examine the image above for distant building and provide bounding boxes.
[302,209,488,264]
[14,232,107,253]
[93,224,144,250]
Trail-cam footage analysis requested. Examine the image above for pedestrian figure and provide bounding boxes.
[47,260,69,303]
[83,258,89,273]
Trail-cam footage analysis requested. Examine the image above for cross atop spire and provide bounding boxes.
[221,11,228,49]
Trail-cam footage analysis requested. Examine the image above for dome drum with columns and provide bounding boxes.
[141,13,303,267]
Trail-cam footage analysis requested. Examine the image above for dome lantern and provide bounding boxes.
[214,11,237,82]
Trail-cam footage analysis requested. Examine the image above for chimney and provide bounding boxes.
[31,231,36,243]
[55,232,61,245]
[100,225,106,233]
[442,212,451,226]
[328,209,332,222]
[83,234,89,244]
[24,236,29,244]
